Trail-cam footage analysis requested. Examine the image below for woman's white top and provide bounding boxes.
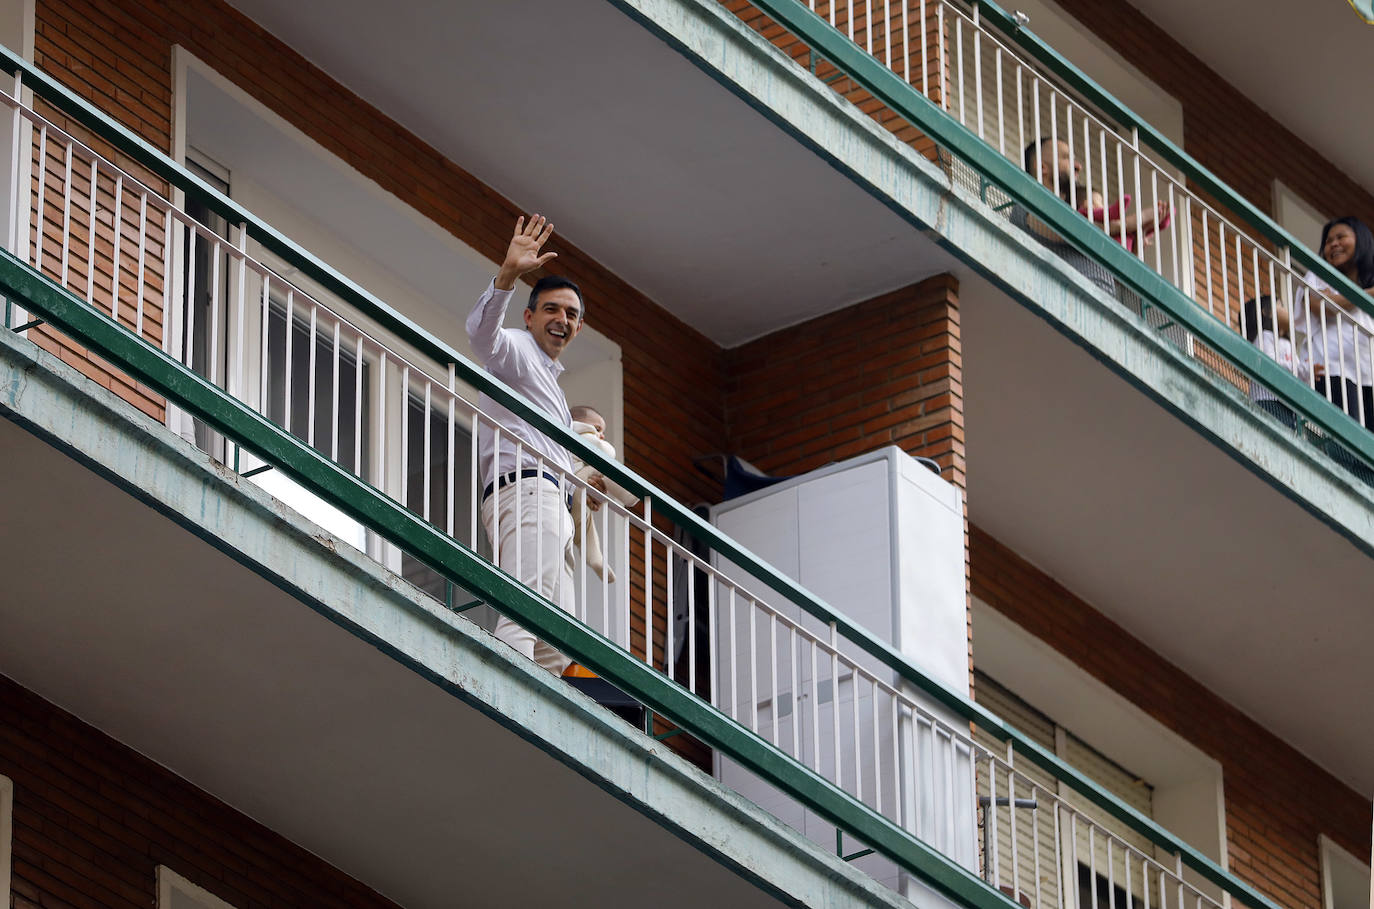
[1293,270,1374,383]
[1250,330,1306,402]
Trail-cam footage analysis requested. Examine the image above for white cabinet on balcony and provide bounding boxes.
[710,446,975,902]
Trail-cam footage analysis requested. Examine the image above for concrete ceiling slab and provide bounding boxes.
[219,0,955,347]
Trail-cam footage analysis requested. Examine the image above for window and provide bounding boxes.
[1274,180,1329,259]
[973,671,1156,909]
[157,866,238,909]
[1321,835,1371,909]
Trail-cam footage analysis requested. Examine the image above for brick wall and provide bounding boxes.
[725,274,964,484]
[724,273,972,685]
[970,524,1373,909]
[0,672,397,909]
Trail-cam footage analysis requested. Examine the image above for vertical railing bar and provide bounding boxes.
[748,597,759,732]
[33,125,47,276]
[354,334,364,477]
[134,194,147,339]
[870,679,881,812]
[181,215,197,373]
[643,498,653,667]
[973,6,984,141]
[282,289,294,433]
[667,547,676,679]
[1168,183,1181,288]
[208,239,222,387]
[400,365,410,509]
[995,47,1005,157]
[600,498,610,637]
[989,747,1001,887]
[620,493,631,650]
[915,0,924,94]
[955,15,965,126]
[233,225,247,403]
[328,315,342,462]
[830,623,841,786]
[1201,211,1214,318]
[377,350,387,494]
[258,274,270,414]
[791,625,802,758]
[83,157,95,305]
[446,365,455,537]
[1131,130,1144,259]
[890,696,900,829]
[727,587,738,721]
[59,141,72,289]
[1030,784,1044,909]
[1009,765,1021,899]
[687,552,697,695]
[809,637,820,772]
[423,380,433,522]
[937,3,947,112]
[306,303,318,446]
[109,174,122,320]
[1218,224,1231,331]
[707,558,719,710]
[769,613,779,746]
[850,661,861,801]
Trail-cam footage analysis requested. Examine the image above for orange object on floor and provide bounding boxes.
[562,662,599,679]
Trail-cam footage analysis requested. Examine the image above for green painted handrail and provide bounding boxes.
[0,245,1023,909]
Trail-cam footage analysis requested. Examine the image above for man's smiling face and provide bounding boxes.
[524,287,582,360]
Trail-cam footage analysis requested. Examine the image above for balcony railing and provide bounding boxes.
[0,31,1284,909]
[732,0,1374,483]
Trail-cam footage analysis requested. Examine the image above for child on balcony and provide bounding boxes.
[567,405,638,583]
[1242,295,1304,429]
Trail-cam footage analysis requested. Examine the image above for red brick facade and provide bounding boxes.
[0,673,396,909]
[971,525,1372,909]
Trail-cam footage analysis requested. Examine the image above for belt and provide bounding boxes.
[481,469,572,508]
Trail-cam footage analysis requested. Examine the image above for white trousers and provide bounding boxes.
[480,476,576,675]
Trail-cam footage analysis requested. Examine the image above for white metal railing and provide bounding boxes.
[783,0,1374,464]
[1,66,1244,907]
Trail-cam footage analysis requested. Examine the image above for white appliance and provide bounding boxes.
[709,446,977,902]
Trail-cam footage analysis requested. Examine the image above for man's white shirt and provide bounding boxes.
[465,279,574,488]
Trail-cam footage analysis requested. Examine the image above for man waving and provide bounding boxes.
[466,214,593,674]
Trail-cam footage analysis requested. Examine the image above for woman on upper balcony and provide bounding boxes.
[1294,216,1374,430]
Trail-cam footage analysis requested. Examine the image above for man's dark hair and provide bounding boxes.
[1319,217,1374,289]
[527,274,585,321]
[1022,138,1049,176]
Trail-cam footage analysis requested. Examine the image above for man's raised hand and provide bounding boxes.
[495,215,557,291]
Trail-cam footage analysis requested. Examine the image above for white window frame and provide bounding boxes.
[0,774,12,909]
[1273,180,1330,264]
[157,865,239,909]
[1319,833,1371,909]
